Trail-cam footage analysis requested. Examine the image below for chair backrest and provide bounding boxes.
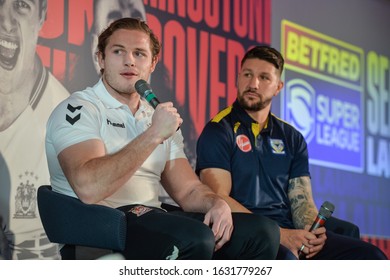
[37,185,127,252]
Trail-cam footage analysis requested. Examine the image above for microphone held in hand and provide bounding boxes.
[309,201,335,232]
[135,79,160,109]
[135,79,181,131]
[298,201,335,259]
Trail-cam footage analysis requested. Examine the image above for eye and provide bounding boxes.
[113,49,124,55]
[134,51,146,58]
[14,0,31,14]
[260,75,269,80]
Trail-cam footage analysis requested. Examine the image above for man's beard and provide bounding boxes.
[237,93,270,112]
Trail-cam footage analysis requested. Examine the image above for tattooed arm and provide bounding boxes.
[279,175,327,258]
[287,176,318,229]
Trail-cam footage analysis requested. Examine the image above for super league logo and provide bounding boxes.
[284,79,316,144]
[66,104,83,125]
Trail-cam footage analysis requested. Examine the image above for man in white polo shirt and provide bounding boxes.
[45,17,280,259]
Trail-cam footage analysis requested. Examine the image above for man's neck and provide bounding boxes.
[246,107,270,131]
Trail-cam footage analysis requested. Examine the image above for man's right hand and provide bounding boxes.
[280,227,327,259]
[203,198,234,251]
[150,102,182,140]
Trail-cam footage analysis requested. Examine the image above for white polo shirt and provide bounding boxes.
[45,79,186,209]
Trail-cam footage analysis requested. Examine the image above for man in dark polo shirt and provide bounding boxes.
[196,46,387,260]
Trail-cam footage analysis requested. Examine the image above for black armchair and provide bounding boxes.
[37,185,127,259]
[0,215,12,260]
[325,216,360,239]
[37,185,361,260]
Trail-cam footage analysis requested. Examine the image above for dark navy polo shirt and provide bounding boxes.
[196,100,310,228]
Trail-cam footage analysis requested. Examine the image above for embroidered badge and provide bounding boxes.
[236,134,252,152]
[270,139,285,154]
[129,205,152,217]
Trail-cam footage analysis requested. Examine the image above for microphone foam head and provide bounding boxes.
[319,201,335,219]
[134,79,151,97]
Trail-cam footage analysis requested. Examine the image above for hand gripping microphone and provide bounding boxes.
[308,201,335,232]
[298,201,335,259]
[135,79,181,131]
[135,79,160,109]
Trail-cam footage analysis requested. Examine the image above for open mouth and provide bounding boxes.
[0,38,20,71]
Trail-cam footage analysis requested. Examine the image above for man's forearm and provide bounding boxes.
[288,177,318,229]
[223,195,252,213]
[179,184,221,213]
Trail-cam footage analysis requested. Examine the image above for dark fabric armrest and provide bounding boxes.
[37,185,127,251]
[0,215,12,260]
[325,216,360,239]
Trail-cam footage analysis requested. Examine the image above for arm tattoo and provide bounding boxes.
[288,176,318,229]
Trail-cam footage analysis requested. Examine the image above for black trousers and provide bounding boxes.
[117,205,280,260]
[277,231,388,260]
[310,231,387,260]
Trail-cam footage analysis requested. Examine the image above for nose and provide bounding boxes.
[0,5,16,34]
[248,76,259,89]
[124,53,135,67]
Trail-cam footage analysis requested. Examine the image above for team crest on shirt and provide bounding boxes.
[270,139,285,154]
[14,171,38,219]
[236,135,252,152]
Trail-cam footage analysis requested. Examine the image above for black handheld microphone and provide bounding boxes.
[135,79,181,131]
[298,201,335,259]
[135,79,160,109]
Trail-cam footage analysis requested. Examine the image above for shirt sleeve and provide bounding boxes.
[167,128,187,161]
[47,97,102,156]
[196,121,233,174]
[289,129,311,179]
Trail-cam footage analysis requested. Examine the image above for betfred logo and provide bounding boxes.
[282,20,364,173]
[236,135,252,152]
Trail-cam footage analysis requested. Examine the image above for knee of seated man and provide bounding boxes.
[180,222,215,259]
[361,242,388,260]
[191,222,215,245]
[233,213,280,246]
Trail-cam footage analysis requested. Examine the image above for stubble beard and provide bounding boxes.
[237,93,270,112]
[103,74,134,96]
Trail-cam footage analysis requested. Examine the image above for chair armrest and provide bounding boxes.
[0,215,12,260]
[37,185,127,251]
[325,216,360,239]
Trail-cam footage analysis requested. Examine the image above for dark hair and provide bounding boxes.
[97,17,161,73]
[241,46,284,76]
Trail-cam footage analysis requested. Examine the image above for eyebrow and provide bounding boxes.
[110,44,126,49]
[27,0,38,7]
[241,68,254,73]
[108,45,148,54]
